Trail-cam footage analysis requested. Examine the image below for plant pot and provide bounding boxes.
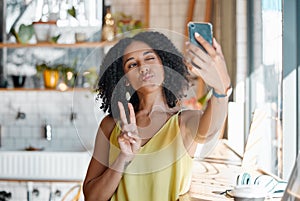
[11,75,26,88]
[33,21,56,42]
[43,69,59,89]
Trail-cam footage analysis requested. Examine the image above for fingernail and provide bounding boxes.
[131,139,136,144]
[195,32,200,37]
[127,132,132,137]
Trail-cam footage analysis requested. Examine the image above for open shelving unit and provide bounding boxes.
[0,41,117,48]
[0,0,150,91]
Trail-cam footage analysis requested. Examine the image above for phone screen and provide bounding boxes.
[188,22,213,52]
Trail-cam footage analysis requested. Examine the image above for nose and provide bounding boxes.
[139,65,149,74]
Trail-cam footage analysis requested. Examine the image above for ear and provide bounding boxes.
[125,79,130,87]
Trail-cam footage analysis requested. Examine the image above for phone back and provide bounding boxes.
[188,22,213,51]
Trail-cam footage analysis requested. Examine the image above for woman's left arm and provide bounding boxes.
[185,33,231,143]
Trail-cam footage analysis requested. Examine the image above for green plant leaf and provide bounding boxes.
[67,6,76,18]
[50,34,61,43]
[10,27,21,43]
[18,24,34,44]
[36,63,48,72]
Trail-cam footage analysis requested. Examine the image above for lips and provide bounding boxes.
[141,73,154,81]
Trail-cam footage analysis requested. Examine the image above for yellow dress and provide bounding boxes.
[109,113,193,201]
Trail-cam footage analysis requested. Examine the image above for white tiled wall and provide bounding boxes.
[110,0,206,50]
[149,0,206,50]
[111,0,145,23]
[149,0,205,31]
[112,0,202,32]
[0,90,101,151]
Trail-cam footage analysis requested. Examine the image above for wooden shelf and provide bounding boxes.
[0,41,117,48]
[0,87,93,92]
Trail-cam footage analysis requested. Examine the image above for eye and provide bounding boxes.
[145,57,155,61]
[145,54,156,61]
[127,62,138,69]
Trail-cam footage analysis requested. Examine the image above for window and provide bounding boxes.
[282,0,300,180]
[243,0,299,180]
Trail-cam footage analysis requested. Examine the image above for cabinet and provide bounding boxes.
[0,180,84,201]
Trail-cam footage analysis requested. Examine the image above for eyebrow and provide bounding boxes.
[124,57,134,66]
[123,50,154,66]
[143,50,154,56]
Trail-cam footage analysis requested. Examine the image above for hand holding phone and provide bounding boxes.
[188,22,213,53]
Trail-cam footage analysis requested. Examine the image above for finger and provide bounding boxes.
[127,131,140,140]
[118,136,124,142]
[118,134,126,142]
[120,131,138,140]
[186,50,206,70]
[128,103,136,124]
[129,138,136,144]
[124,133,135,142]
[213,38,225,59]
[183,58,193,70]
[118,101,128,125]
[186,41,210,62]
[189,65,206,79]
[194,32,216,58]
[119,132,131,142]
[122,133,137,144]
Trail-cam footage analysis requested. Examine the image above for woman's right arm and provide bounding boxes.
[83,116,129,201]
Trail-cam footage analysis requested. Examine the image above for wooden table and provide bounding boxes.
[179,140,281,201]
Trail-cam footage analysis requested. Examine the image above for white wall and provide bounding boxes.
[0,90,99,152]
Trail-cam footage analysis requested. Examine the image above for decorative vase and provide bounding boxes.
[11,75,26,88]
[43,69,59,89]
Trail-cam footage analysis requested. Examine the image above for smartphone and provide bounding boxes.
[188,22,213,52]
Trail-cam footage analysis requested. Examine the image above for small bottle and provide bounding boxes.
[101,5,115,41]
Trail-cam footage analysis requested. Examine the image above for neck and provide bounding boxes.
[137,90,168,115]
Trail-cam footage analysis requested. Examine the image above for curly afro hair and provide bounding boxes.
[96,31,190,118]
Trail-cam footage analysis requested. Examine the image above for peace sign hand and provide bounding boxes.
[117,102,141,162]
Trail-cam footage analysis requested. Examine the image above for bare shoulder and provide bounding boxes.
[98,115,117,139]
[92,115,116,158]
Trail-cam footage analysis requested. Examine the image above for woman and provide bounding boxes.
[83,31,231,201]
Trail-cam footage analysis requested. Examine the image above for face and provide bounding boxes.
[122,41,164,94]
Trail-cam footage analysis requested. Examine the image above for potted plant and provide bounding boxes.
[10,23,34,44]
[36,63,76,89]
[56,64,77,87]
[36,63,59,89]
[7,63,36,88]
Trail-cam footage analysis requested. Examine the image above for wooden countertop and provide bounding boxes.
[179,140,281,201]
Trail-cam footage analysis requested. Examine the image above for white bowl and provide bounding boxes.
[229,185,268,201]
